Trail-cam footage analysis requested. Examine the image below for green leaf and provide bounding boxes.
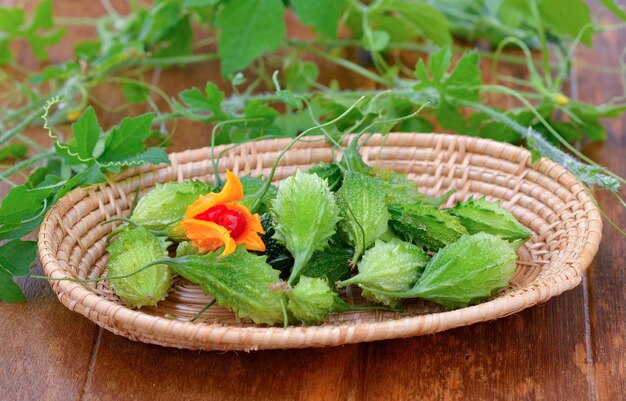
[398,116,433,133]
[26,28,66,60]
[55,164,106,200]
[98,113,154,163]
[217,0,286,76]
[244,99,279,125]
[446,51,481,101]
[428,45,452,83]
[0,184,56,225]
[184,0,221,6]
[0,239,38,302]
[138,0,184,45]
[277,89,304,110]
[0,0,65,64]
[260,213,294,278]
[362,30,390,52]
[0,269,26,302]
[533,120,583,144]
[0,7,24,33]
[414,46,482,106]
[239,174,278,215]
[271,170,341,283]
[0,40,12,64]
[291,0,345,38]
[0,217,43,242]
[122,82,150,103]
[70,106,101,160]
[299,246,352,285]
[338,238,429,307]
[434,98,467,132]
[307,162,343,192]
[172,247,285,325]
[32,0,54,29]
[104,147,170,168]
[539,0,593,46]
[336,172,389,262]
[386,2,452,45]
[577,118,606,142]
[599,0,626,21]
[570,102,626,119]
[74,40,100,60]
[285,60,319,92]
[372,168,453,206]
[24,167,51,190]
[0,143,28,161]
[0,240,37,276]
[179,85,223,115]
[153,16,193,58]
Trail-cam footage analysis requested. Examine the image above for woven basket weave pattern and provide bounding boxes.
[38,133,602,351]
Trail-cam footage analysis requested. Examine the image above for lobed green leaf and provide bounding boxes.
[336,172,389,262]
[271,170,341,283]
[217,0,286,76]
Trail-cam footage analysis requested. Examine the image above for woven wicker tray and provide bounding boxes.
[38,133,602,351]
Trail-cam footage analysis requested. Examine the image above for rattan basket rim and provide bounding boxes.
[37,133,603,351]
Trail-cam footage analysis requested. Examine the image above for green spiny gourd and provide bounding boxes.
[106,226,172,308]
[337,238,429,307]
[362,233,518,309]
[388,202,467,251]
[449,196,531,247]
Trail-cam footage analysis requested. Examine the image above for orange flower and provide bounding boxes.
[182,170,265,256]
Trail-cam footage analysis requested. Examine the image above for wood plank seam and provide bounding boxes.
[572,48,597,401]
[582,274,598,401]
[79,327,103,401]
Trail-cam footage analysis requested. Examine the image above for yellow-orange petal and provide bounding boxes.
[238,229,266,252]
[185,193,216,219]
[184,171,244,219]
[182,218,237,255]
[213,170,244,205]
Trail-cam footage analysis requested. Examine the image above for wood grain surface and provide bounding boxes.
[1,1,624,400]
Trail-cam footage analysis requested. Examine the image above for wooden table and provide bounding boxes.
[1,2,624,400]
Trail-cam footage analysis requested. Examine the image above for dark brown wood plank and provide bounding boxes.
[0,261,98,401]
[80,289,592,401]
[357,290,592,401]
[578,9,626,400]
[81,330,361,401]
[2,1,625,400]
[0,1,121,399]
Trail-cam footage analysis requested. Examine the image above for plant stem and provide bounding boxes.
[142,53,219,67]
[249,96,367,215]
[529,0,553,89]
[16,134,48,153]
[0,111,41,146]
[289,41,390,86]
[189,299,216,322]
[100,0,120,18]
[0,150,56,179]
[55,17,102,25]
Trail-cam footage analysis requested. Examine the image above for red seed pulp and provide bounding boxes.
[195,205,246,237]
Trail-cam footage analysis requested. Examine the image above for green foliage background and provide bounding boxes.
[1,0,626,301]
